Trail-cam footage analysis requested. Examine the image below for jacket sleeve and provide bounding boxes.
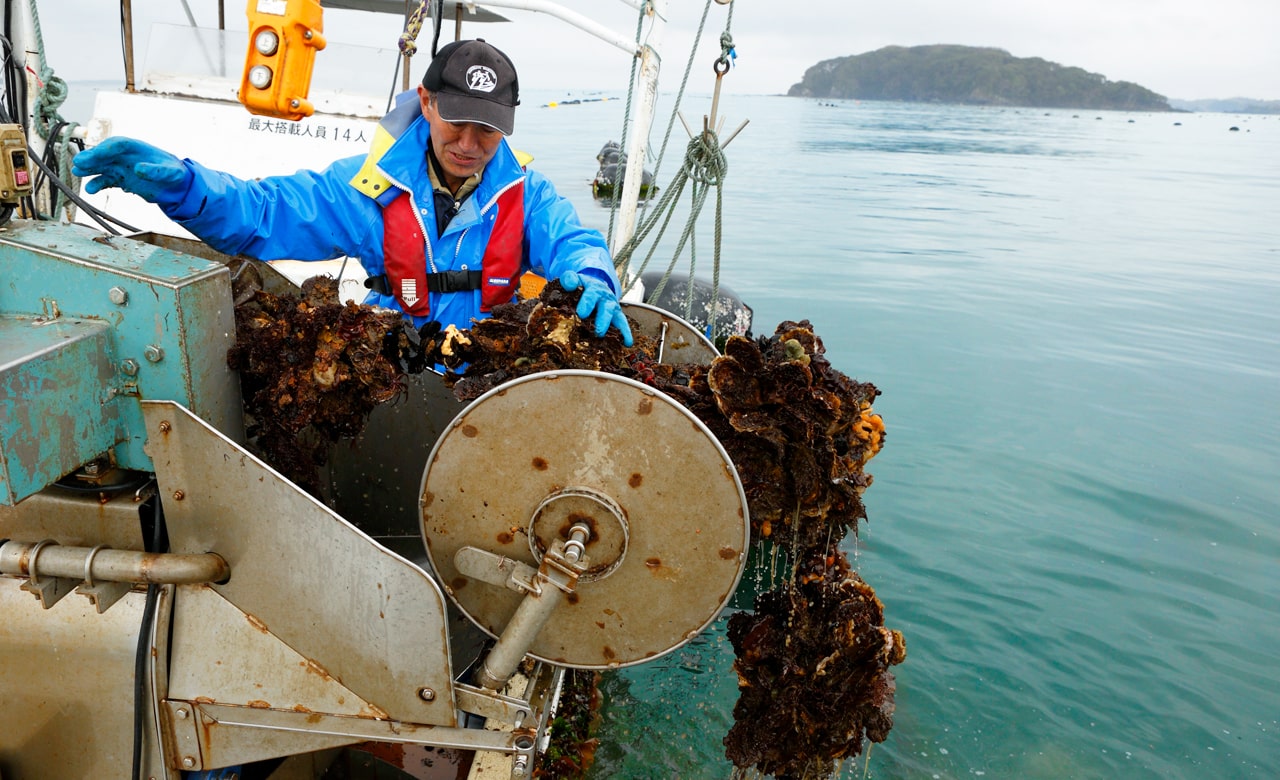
[521,169,621,294]
[165,155,380,262]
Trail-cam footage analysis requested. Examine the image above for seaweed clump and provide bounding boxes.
[428,292,905,779]
[227,276,411,494]
[535,669,603,778]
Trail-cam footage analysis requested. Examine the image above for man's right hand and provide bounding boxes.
[72,137,193,208]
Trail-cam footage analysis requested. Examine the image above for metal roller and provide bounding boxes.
[420,370,749,671]
[620,300,720,365]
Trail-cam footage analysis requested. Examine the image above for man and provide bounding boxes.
[72,39,633,346]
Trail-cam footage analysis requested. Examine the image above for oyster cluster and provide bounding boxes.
[227,276,407,493]
[419,279,645,400]
[418,286,905,780]
[229,276,905,779]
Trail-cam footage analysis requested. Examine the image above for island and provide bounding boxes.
[788,45,1172,111]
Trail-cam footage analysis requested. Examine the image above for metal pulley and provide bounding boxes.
[420,370,749,673]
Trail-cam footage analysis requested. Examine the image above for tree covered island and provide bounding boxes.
[789,45,1172,111]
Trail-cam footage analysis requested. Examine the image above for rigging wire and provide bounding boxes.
[610,0,740,342]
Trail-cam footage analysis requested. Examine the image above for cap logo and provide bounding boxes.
[466,65,498,93]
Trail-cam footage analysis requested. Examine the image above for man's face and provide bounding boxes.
[419,86,504,190]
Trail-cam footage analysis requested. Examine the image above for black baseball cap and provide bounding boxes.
[422,39,520,135]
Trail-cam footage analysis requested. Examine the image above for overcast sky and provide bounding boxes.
[41,0,1280,101]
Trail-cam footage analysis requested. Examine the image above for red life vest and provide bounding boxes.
[380,181,525,317]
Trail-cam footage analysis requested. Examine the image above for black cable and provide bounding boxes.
[131,494,165,780]
[385,52,403,115]
[36,118,68,216]
[430,0,444,58]
[0,31,19,126]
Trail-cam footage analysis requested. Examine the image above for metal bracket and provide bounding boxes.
[455,547,540,595]
[18,539,75,609]
[163,699,205,772]
[76,545,132,613]
[454,682,534,725]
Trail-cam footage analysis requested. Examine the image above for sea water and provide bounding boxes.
[62,86,1280,778]
[512,93,1280,779]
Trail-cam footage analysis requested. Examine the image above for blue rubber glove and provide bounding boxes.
[560,269,634,347]
[72,137,193,209]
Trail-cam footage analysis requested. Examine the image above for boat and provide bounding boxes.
[590,139,658,201]
[0,1,756,779]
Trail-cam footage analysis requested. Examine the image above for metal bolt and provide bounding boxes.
[181,756,196,769]
[83,461,101,477]
[290,99,300,108]
[120,359,139,376]
[176,706,189,719]
[418,686,435,702]
[159,421,171,433]
[173,490,185,501]
[144,345,164,363]
[108,286,128,305]
[304,30,313,39]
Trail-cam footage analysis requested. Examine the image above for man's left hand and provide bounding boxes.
[560,269,634,347]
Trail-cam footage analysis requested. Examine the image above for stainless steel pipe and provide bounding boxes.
[0,540,229,585]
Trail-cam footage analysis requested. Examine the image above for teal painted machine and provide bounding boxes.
[0,221,749,780]
[0,221,243,505]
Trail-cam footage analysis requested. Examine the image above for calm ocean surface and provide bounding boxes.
[64,86,1280,778]
[518,93,1280,780]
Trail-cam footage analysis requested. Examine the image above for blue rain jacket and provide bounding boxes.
[165,98,619,332]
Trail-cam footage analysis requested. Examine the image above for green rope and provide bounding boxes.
[614,129,728,339]
[604,6,648,254]
[28,1,82,220]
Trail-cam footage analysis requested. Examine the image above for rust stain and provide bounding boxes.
[306,712,323,724]
[461,424,479,438]
[602,646,616,660]
[245,613,269,634]
[595,621,606,629]
[645,557,662,570]
[292,704,314,713]
[559,513,599,542]
[451,576,468,591]
[719,546,738,560]
[566,592,580,605]
[637,398,653,416]
[532,456,549,470]
[247,700,271,709]
[496,531,514,544]
[194,696,216,704]
[360,704,392,720]
[628,472,643,488]
[303,658,339,684]
[422,491,435,508]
